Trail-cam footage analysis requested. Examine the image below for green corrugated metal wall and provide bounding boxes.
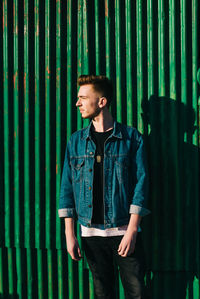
[1,0,199,298]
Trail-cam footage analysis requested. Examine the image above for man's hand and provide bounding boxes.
[66,234,82,261]
[118,213,141,257]
[65,218,82,261]
[118,230,137,257]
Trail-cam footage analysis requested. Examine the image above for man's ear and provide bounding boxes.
[99,97,107,108]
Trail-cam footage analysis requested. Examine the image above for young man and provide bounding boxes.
[58,75,150,298]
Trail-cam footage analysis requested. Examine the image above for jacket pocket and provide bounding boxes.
[114,156,131,210]
[70,158,85,183]
[114,156,129,184]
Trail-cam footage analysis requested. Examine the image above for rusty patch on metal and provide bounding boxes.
[105,0,108,17]
[13,72,18,89]
[68,14,71,26]
[36,20,39,36]
[78,2,81,13]
[24,73,26,91]
[46,66,51,74]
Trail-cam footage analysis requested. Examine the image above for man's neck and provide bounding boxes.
[92,110,114,132]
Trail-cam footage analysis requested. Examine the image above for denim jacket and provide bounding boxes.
[58,121,150,228]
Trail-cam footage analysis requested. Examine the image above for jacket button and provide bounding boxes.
[89,186,92,190]
[89,169,92,172]
[88,205,92,208]
[89,152,93,155]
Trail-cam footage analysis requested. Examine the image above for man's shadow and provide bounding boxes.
[141,95,199,299]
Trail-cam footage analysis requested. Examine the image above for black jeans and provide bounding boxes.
[82,233,146,299]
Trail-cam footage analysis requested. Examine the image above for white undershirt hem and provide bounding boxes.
[80,224,141,237]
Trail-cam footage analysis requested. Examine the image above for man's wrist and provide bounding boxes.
[65,217,75,238]
[65,230,75,237]
[126,226,138,235]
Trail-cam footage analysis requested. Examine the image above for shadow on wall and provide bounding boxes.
[141,95,199,299]
[0,296,19,299]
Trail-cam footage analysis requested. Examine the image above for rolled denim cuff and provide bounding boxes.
[129,204,151,216]
[58,208,76,218]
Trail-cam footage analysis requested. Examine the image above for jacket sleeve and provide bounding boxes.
[58,139,76,218]
[129,133,151,217]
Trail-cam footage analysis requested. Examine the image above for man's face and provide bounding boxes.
[76,84,102,119]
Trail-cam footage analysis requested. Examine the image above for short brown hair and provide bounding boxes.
[77,75,113,107]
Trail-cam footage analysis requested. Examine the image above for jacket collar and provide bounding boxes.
[81,120,123,140]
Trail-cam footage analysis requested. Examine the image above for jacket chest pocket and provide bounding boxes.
[114,156,129,184]
[71,158,85,182]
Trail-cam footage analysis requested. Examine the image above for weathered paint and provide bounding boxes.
[34,0,41,250]
[45,0,51,250]
[13,0,20,249]
[24,0,30,250]
[1,0,199,298]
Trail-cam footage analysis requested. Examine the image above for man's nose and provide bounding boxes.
[76,99,81,106]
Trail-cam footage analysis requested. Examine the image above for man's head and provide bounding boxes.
[76,75,113,119]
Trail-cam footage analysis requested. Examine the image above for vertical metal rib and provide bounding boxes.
[169,0,181,270]
[27,248,33,299]
[3,0,10,248]
[8,248,14,295]
[158,0,165,96]
[191,0,199,273]
[68,256,74,299]
[180,0,188,271]
[180,0,187,106]
[82,0,89,74]
[192,0,198,146]
[24,0,30,249]
[13,0,20,247]
[45,0,51,249]
[147,0,154,98]
[57,250,63,299]
[125,0,133,126]
[34,0,41,249]
[16,248,22,298]
[95,0,100,75]
[158,0,170,270]
[34,0,42,248]
[169,0,176,100]
[136,0,143,131]
[115,0,122,123]
[192,276,200,299]
[67,0,72,139]
[56,1,63,297]
[37,250,43,299]
[105,0,111,78]
[56,0,61,249]
[47,251,53,299]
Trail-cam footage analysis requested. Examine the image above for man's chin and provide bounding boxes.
[81,111,100,119]
[81,113,95,119]
[81,114,89,119]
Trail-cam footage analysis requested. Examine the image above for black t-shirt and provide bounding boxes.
[91,126,113,224]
